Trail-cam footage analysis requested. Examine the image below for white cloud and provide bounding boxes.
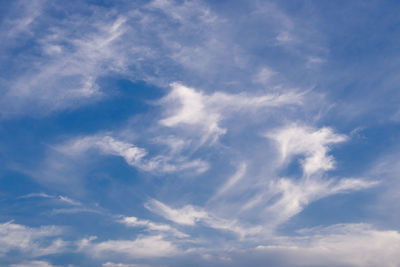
[198,124,378,231]
[145,199,262,238]
[1,12,129,116]
[253,67,276,85]
[234,125,364,226]
[0,221,66,257]
[56,135,208,175]
[18,192,53,199]
[51,207,103,215]
[118,216,188,238]
[88,136,147,167]
[264,177,378,227]
[0,0,220,117]
[152,135,188,154]
[160,83,303,143]
[3,0,45,38]
[10,261,59,267]
[363,150,400,226]
[211,162,247,200]
[159,82,226,143]
[79,235,179,259]
[0,0,320,120]
[1,2,388,266]
[306,56,324,68]
[276,31,293,44]
[148,0,216,24]
[145,199,207,226]
[267,124,348,176]
[58,195,82,206]
[18,192,82,206]
[256,224,400,267]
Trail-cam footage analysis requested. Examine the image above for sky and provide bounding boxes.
[1,0,400,266]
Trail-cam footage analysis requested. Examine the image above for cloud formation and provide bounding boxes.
[267,124,348,176]
[0,221,66,258]
[56,134,209,175]
[160,83,303,143]
[0,0,398,266]
[78,235,179,259]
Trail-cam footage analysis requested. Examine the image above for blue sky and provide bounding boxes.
[1,0,400,266]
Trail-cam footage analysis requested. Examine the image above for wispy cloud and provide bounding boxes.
[0,1,398,266]
[18,192,53,199]
[55,134,209,175]
[78,235,179,259]
[263,177,378,227]
[145,199,207,226]
[118,216,188,238]
[160,83,303,143]
[18,192,82,206]
[1,6,129,117]
[210,162,247,202]
[145,199,262,238]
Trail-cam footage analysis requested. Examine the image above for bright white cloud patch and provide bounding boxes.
[0,221,65,257]
[159,83,226,143]
[267,125,348,176]
[79,235,179,259]
[160,83,303,143]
